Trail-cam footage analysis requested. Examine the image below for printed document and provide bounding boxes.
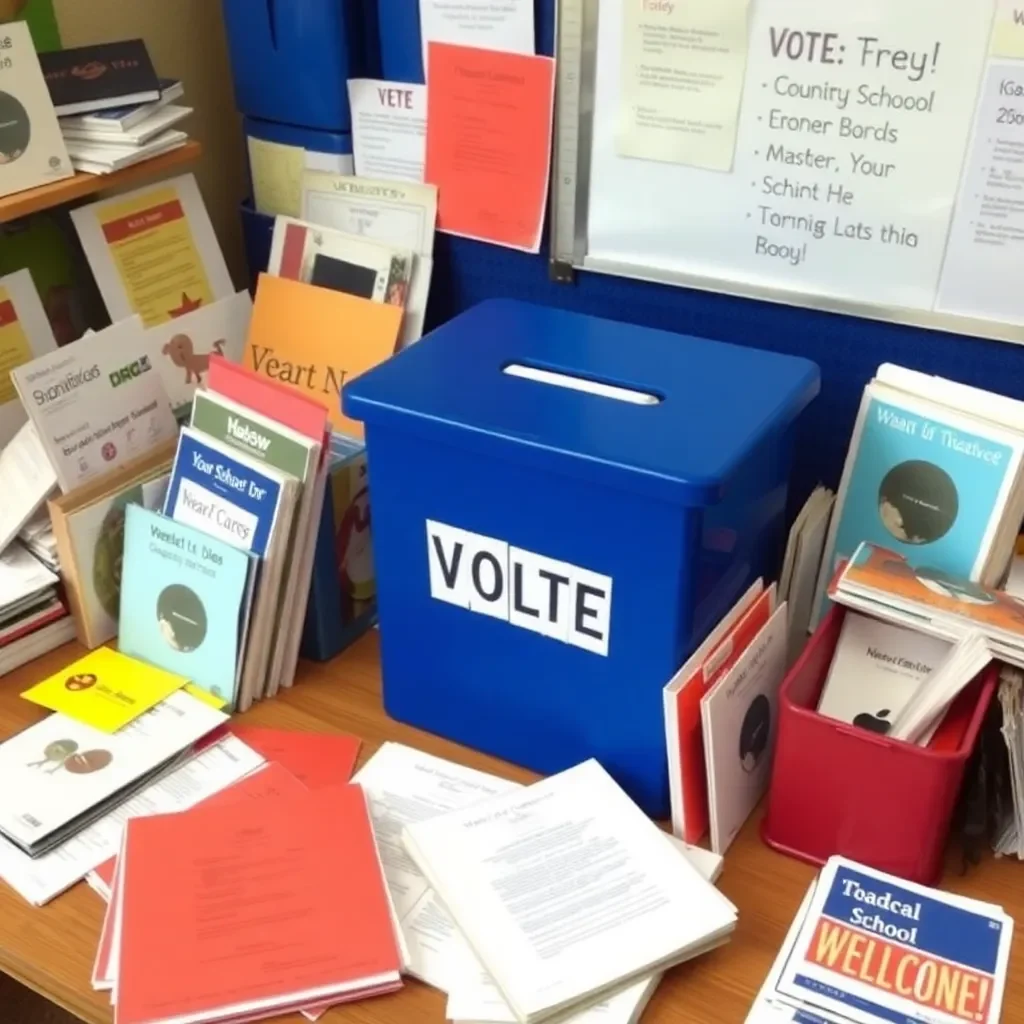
[419,0,534,71]
[0,422,58,554]
[617,0,751,171]
[348,79,427,183]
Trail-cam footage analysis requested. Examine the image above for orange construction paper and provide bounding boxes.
[425,42,556,252]
[243,274,402,439]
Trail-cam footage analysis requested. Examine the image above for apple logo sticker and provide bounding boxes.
[854,708,891,735]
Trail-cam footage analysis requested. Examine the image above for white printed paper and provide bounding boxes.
[590,0,995,313]
[348,79,427,183]
[10,316,178,492]
[419,0,534,72]
[617,0,752,171]
[0,422,57,555]
[0,735,262,906]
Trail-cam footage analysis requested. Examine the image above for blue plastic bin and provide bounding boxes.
[343,300,819,815]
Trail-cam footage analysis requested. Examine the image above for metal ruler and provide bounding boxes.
[549,0,597,283]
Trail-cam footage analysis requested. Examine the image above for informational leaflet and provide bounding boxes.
[425,42,556,252]
[300,171,437,344]
[589,0,996,314]
[617,0,752,171]
[0,735,262,906]
[348,79,427,183]
[936,4,1024,323]
[10,316,179,492]
[419,0,535,71]
[70,174,234,327]
[248,137,355,219]
[0,269,58,448]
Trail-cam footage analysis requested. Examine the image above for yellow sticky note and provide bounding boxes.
[183,683,228,710]
[96,186,215,327]
[21,648,188,733]
[0,285,32,406]
[247,136,305,218]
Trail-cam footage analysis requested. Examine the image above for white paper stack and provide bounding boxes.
[995,666,1024,859]
[59,80,190,174]
[746,856,1013,1024]
[402,758,737,1024]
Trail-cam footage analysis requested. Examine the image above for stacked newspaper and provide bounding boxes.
[747,856,1013,1023]
[995,666,1024,859]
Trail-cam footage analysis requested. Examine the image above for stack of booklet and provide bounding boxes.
[746,855,1013,1023]
[813,364,1024,630]
[0,540,74,677]
[41,39,191,173]
[114,356,331,710]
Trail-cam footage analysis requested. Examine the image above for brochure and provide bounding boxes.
[10,316,178,492]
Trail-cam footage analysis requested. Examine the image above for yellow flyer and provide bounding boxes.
[21,648,188,733]
[0,285,32,407]
[95,185,216,327]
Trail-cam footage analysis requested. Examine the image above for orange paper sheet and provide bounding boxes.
[425,42,555,252]
[243,274,402,438]
[228,726,361,790]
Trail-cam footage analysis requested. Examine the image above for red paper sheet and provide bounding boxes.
[116,783,401,1024]
[425,42,555,252]
[228,726,361,790]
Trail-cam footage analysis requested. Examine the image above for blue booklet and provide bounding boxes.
[818,389,1023,621]
[119,505,257,707]
[163,426,296,710]
[163,427,286,557]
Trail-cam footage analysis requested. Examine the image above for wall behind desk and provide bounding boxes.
[401,1,1024,511]
[52,0,248,287]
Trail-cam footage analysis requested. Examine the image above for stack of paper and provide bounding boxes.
[994,667,1024,859]
[18,508,58,572]
[831,542,1023,667]
[93,764,403,1024]
[813,363,1024,630]
[403,758,737,1024]
[746,856,1013,1023]
[0,540,74,676]
[58,78,190,173]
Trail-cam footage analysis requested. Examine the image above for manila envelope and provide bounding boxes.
[243,274,402,439]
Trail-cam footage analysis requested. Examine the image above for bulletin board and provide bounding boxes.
[371,1,1024,511]
[550,0,1024,345]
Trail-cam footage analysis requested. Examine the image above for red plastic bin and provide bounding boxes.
[762,605,997,885]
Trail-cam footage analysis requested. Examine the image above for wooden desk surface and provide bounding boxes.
[2,635,1024,1024]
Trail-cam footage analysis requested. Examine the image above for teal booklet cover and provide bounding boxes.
[118,503,257,707]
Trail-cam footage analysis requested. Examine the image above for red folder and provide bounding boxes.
[116,782,401,1024]
[228,726,361,789]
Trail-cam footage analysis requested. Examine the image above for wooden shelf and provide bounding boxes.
[0,140,203,224]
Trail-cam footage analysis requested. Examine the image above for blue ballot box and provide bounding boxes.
[343,300,819,815]
[221,0,375,131]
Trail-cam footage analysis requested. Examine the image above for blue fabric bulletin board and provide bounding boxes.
[386,0,1024,511]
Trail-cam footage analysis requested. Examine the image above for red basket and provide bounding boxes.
[762,605,997,885]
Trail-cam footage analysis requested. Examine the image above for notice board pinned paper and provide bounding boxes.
[425,42,556,252]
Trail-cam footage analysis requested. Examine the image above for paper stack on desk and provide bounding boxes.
[746,855,1013,1024]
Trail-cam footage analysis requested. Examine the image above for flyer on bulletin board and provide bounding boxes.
[70,174,234,328]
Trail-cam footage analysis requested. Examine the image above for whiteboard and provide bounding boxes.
[553,0,1024,343]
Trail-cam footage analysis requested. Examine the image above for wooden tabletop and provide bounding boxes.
[2,633,1024,1024]
[0,141,202,223]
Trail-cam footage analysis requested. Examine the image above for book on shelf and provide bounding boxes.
[63,127,189,174]
[0,686,227,856]
[0,269,58,448]
[39,39,160,116]
[779,483,833,659]
[58,77,183,132]
[9,315,179,492]
[190,385,322,698]
[163,427,299,711]
[47,440,175,649]
[119,505,259,710]
[830,542,1024,667]
[403,758,737,1024]
[60,103,191,147]
[0,22,73,199]
[812,365,1024,629]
